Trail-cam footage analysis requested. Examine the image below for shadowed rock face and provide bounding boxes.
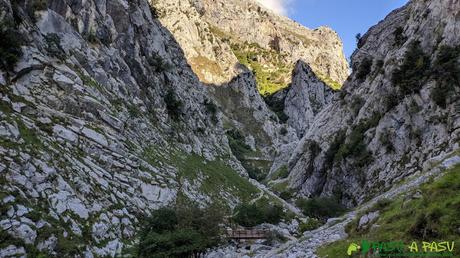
[0,0,270,255]
[287,0,460,206]
[152,0,349,89]
[284,61,335,138]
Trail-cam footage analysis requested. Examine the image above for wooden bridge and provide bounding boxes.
[226,229,270,240]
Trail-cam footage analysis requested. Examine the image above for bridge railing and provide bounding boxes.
[226,228,270,239]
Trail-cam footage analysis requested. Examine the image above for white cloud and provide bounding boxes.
[255,0,291,16]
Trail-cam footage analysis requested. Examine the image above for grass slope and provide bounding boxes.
[317,164,460,257]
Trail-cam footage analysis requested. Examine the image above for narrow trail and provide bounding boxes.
[249,178,305,218]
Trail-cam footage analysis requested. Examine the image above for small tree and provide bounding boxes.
[355,33,361,43]
[296,197,346,221]
[0,21,24,71]
[164,90,183,120]
[138,203,225,258]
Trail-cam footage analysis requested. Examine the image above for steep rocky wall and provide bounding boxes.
[287,0,460,206]
[0,0,268,256]
[152,0,349,92]
[284,61,335,138]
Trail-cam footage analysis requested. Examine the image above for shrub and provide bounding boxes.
[204,99,218,123]
[226,129,251,159]
[127,105,142,118]
[355,57,373,81]
[429,45,460,108]
[45,33,64,58]
[138,204,224,258]
[148,52,173,73]
[164,90,183,120]
[299,218,323,233]
[324,129,346,169]
[247,167,265,181]
[0,21,24,71]
[296,197,346,221]
[382,91,399,112]
[392,41,430,95]
[233,203,265,227]
[263,94,289,123]
[393,27,407,47]
[149,4,159,18]
[269,35,281,52]
[272,165,289,180]
[279,190,294,200]
[334,114,380,167]
[33,0,48,11]
[233,202,285,227]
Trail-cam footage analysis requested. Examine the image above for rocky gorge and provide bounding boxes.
[0,0,459,257]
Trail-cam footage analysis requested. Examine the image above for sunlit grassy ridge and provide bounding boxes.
[209,25,342,96]
[230,42,293,96]
[317,164,460,257]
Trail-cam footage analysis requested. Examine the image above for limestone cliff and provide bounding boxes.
[152,0,349,94]
[287,0,460,206]
[0,0,293,256]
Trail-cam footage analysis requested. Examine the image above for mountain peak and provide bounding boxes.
[153,0,349,94]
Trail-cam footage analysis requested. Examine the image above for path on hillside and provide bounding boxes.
[265,151,460,258]
[249,179,305,217]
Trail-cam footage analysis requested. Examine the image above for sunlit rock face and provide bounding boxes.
[153,0,349,92]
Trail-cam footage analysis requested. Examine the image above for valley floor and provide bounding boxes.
[206,150,460,258]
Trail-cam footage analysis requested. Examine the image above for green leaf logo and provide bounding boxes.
[347,243,361,256]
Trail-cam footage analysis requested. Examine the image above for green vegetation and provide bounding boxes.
[148,4,159,19]
[246,166,266,181]
[173,152,259,202]
[328,113,381,169]
[226,129,252,160]
[0,21,24,71]
[324,129,346,169]
[355,57,373,81]
[391,42,459,108]
[299,218,323,233]
[316,72,342,90]
[317,164,460,258]
[204,99,218,124]
[392,41,430,95]
[148,52,173,73]
[17,119,44,149]
[164,90,183,120]
[263,94,289,123]
[296,197,346,221]
[430,45,460,108]
[231,42,292,96]
[137,203,225,258]
[270,165,290,181]
[127,104,142,118]
[393,27,407,47]
[32,0,48,11]
[75,69,106,93]
[44,33,64,58]
[233,202,285,227]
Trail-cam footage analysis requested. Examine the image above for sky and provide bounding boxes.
[256,0,409,59]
